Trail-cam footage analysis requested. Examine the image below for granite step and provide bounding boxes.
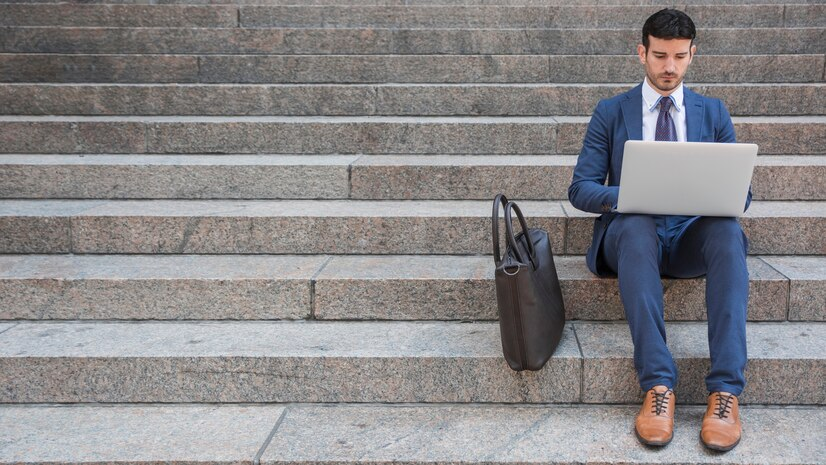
[312,255,826,322]
[4,27,822,56]
[1,154,824,201]
[3,83,824,117]
[236,5,825,29]
[0,320,822,404]
[0,254,328,321]
[0,116,822,155]
[257,404,825,465]
[0,4,240,28]
[4,54,824,84]
[5,0,824,5]
[0,155,357,200]
[0,404,823,465]
[0,199,823,255]
[0,404,286,465]
[1,254,822,322]
[2,4,822,29]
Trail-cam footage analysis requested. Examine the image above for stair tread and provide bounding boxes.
[2,115,825,122]
[0,199,822,255]
[0,320,820,362]
[0,403,822,465]
[2,254,820,322]
[0,321,822,403]
[1,254,820,322]
[2,153,824,165]
[0,404,285,465]
[1,198,823,216]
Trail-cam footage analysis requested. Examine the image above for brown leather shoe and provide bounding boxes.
[635,385,675,446]
[701,392,741,451]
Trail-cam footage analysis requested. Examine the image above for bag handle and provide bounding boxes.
[505,201,538,270]
[491,194,510,267]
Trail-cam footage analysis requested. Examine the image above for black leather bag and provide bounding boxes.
[492,194,566,371]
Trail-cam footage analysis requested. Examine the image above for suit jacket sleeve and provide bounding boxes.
[715,100,753,211]
[568,100,620,214]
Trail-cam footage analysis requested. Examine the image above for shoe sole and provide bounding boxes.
[701,433,740,452]
[635,428,673,447]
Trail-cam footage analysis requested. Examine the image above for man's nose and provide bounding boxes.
[664,58,676,73]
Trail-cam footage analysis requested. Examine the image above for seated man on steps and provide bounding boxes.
[567,8,748,451]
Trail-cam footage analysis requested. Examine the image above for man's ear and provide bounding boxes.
[690,44,697,62]
[637,44,646,64]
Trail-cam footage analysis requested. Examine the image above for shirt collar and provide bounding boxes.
[642,78,684,113]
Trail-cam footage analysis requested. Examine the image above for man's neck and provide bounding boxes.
[644,76,680,97]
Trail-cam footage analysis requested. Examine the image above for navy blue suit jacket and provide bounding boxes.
[568,84,750,276]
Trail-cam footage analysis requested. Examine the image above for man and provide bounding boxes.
[568,9,748,451]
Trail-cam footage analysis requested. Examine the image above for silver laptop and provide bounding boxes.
[617,140,758,217]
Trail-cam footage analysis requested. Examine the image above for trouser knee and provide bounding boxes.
[699,218,748,258]
[608,215,658,252]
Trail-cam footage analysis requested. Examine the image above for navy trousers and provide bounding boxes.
[601,214,749,395]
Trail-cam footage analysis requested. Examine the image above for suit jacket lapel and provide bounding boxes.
[685,87,705,142]
[620,84,643,141]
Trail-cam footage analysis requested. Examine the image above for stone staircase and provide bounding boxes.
[0,1,824,463]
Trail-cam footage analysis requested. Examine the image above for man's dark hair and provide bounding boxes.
[642,8,696,49]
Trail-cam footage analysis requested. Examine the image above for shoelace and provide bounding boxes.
[713,393,735,419]
[650,389,672,416]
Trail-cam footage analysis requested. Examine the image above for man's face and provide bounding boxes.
[637,36,696,96]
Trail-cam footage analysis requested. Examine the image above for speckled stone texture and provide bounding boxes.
[751,157,826,200]
[786,4,826,26]
[0,404,284,464]
[0,84,378,116]
[0,155,354,199]
[0,55,200,84]
[5,28,823,56]
[740,201,826,255]
[33,0,826,5]
[9,55,820,85]
[313,255,789,321]
[0,4,238,27]
[314,255,495,320]
[0,119,146,153]
[735,117,826,155]
[1,154,821,201]
[260,404,826,465]
[375,85,622,116]
[763,256,826,321]
[694,84,826,117]
[683,4,784,27]
[237,5,813,29]
[0,217,71,253]
[0,321,581,403]
[576,322,826,404]
[704,28,826,55]
[0,255,326,320]
[0,199,565,254]
[199,55,550,84]
[144,117,557,154]
[2,199,822,254]
[4,84,826,117]
[239,5,669,28]
[350,155,574,200]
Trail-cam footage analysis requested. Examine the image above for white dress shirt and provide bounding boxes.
[642,78,687,142]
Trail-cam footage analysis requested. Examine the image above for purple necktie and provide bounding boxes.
[655,97,677,142]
